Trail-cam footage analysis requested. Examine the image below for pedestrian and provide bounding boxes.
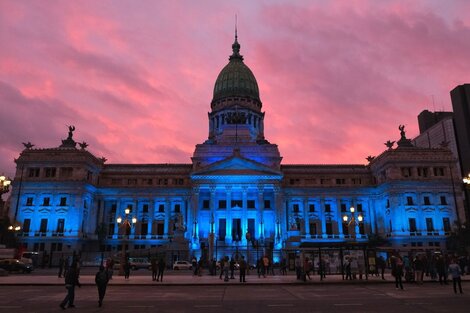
[124,260,131,279]
[239,255,247,283]
[258,258,263,278]
[192,256,198,276]
[58,255,64,278]
[448,258,463,294]
[151,258,158,281]
[350,257,358,280]
[223,256,230,282]
[262,255,269,278]
[95,265,109,307]
[198,258,204,276]
[63,256,70,278]
[60,261,81,310]
[391,255,404,290]
[344,257,352,280]
[229,258,236,279]
[413,254,424,285]
[157,258,166,282]
[219,257,225,280]
[280,258,287,275]
[436,254,448,285]
[378,255,386,280]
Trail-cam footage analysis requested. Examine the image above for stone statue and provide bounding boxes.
[100,157,107,163]
[79,141,88,150]
[22,142,35,149]
[67,125,75,139]
[384,140,395,150]
[366,155,375,162]
[398,125,406,139]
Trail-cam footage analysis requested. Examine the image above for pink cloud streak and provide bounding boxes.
[1,0,470,177]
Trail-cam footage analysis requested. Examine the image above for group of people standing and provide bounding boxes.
[390,253,465,294]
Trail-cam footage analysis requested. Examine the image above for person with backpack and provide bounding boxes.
[391,254,404,290]
[157,258,166,282]
[95,265,109,307]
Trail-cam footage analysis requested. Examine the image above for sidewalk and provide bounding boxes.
[2,272,470,286]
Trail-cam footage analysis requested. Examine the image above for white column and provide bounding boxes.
[320,198,326,238]
[225,186,232,244]
[258,186,265,240]
[164,198,170,238]
[242,186,248,245]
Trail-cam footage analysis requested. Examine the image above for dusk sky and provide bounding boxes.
[1,0,470,178]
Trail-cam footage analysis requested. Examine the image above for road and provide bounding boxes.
[0,283,467,313]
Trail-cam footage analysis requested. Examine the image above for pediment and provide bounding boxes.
[191,155,282,180]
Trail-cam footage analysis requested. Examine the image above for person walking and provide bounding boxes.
[229,258,236,279]
[60,261,81,309]
[95,265,109,307]
[413,254,424,285]
[262,255,269,278]
[223,256,230,282]
[391,255,404,290]
[280,258,287,275]
[436,254,448,285]
[124,260,131,280]
[151,258,158,281]
[304,257,312,280]
[448,258,463,294]
[157,258,166,282]
[219,257,225,280]
[239,256,247,283]
[58,255,65,278]
[378,255,386,280]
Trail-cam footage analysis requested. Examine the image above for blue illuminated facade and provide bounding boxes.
[8,36,466,265]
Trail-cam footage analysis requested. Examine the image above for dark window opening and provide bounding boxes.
[247,200,255,209]
[264,200,271,209]
[219,200,227,209]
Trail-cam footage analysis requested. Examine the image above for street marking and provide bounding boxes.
[127,305,155,308]
[268,304,294,307]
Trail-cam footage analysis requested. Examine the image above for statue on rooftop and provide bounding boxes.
[67,125,75,139]
[399,125,406,140]
[22,142,35,150]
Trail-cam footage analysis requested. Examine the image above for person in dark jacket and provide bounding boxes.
[157,258,166,282]
[60,261,81,309]
[239,256,247,282]
[151,258,158,281]
[124,261,131,279]
[95,265,109,307]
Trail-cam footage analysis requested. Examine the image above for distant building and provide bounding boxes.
[7,35,465,267]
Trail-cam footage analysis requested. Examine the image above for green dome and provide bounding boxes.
[212,38,260,103]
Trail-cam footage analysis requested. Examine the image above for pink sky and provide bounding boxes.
[1,0,470,178]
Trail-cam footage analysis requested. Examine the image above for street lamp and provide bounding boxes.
[245,231,251,274]
[342,206,363,238]
[116,206,137,275]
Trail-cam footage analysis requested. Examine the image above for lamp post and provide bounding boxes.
[463,173,470,226]
[116,206,137,276]
[342,205,363,239]
[245,231,251,275]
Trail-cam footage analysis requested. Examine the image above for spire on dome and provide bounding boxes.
[230,15,243,61]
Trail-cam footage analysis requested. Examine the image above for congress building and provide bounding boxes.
[8,35,466,268]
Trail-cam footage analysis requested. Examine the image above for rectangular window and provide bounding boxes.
[231,200,242,207]
[325,222,333,235]
[352,178,362,185]
[309,223,317,235]
[433,167,445,176]
[342,222,349,235]
[440,196,447,205]
[108,224,114,236]
[218,218,226,241]
[143,204,149,213]
[59,197,67,206]
[23,219,31,233]
[145,178,153,185]
[28,168,40,177]
[141,223,148,236]
[26,197,33,206]
[357,204,363,212]
[443,217,451,232]
[127,178,137,185]
[324,204,331,212]
[174,204,181,213]
[386,199,390,208]
[232,218,242,241]
[336,178,346,185]
[423,196,431,205]
[320,178,328,185]
[417,167,428,177]
[59,167,73,178]
[158,204,165,212]
[43,197,50,206]
[202,200,210,209]
[426,218,434,232]
[248,218,255,240]
[247,200,255,209]
[264,200,271,209]
[39,219,48,233]
[406,196,414,205]
[56,219,65,233]
[401,167,412,177]
[293,204,299,213]
[44,167,56,178]
[340,204,347,212]
[309,204,315,212]
[111,178,121,185]
[409,218,417,232]
[219,200,227,209]
[156,223,164,236]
